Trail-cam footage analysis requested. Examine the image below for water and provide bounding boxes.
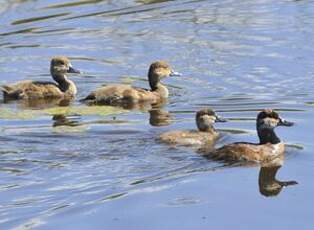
[0,0,314,229]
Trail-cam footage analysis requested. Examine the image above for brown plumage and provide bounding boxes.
[205,109,294,163]
[208,142,285,163]
[81,61,181,106]
[1,56,80,101]
[159,108,226,149]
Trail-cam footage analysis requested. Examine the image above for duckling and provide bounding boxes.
[205,109,294,163]
[1,56,80,101]
[159,108,226,148]
[81,61,181,106]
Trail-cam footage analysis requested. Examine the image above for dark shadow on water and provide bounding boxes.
[63,0,207,20]
[42,0,105,9]
[11,13,70,25]
[0,27,38,37]
[63,2,167,20]
[136,0,175,4]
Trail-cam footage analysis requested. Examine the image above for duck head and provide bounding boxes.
[148,61,181,91]
[50,56,80,82]
[196,108,226,132]
[256,109,294,144]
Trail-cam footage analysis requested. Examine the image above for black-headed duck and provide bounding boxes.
[205,109,294,163]
[1,56,80,101]
[81,61,181,106]
[159,108,226,148]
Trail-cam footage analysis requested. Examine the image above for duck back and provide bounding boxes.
[160,130,219,147]
[82,84,160,105]
[1,80,65,100]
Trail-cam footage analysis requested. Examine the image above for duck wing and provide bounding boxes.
[207,142,283,163]
[1,84,23,100]
[81,84,156,105]
[207,143,262,162]
[160,130,215,147]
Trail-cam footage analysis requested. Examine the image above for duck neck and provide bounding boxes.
[257,127,281,144]
[151,82,169,99]
[53,73,77,96]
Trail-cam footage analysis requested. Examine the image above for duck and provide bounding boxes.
[81,61,181,106]
[204,109,294,163]
[159,108,226,148]
[1,56,80,101]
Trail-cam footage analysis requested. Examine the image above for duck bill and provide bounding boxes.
[216,115,227,123]
[68,66,81,74]
[278,119,294,127]
[169,70,182,77]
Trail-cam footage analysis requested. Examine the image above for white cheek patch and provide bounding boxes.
[259,118,278,129]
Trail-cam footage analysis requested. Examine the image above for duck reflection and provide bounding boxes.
[19,97,72,109]
[52,114,80,127]
[149,106,172,127]
[259,158,298,197]
[109,100,172,127]
[202,150,298,197]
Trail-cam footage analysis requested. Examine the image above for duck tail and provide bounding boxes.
[79,93,96,103]
[0,85,12,94]
[0,85,22,100]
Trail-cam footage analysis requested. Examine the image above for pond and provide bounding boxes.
[0,0,314,229]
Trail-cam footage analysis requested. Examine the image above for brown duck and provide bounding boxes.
[1,56,80,101]
[81,61,181,106]
[159,108,226,148]
[205,109,294,163]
